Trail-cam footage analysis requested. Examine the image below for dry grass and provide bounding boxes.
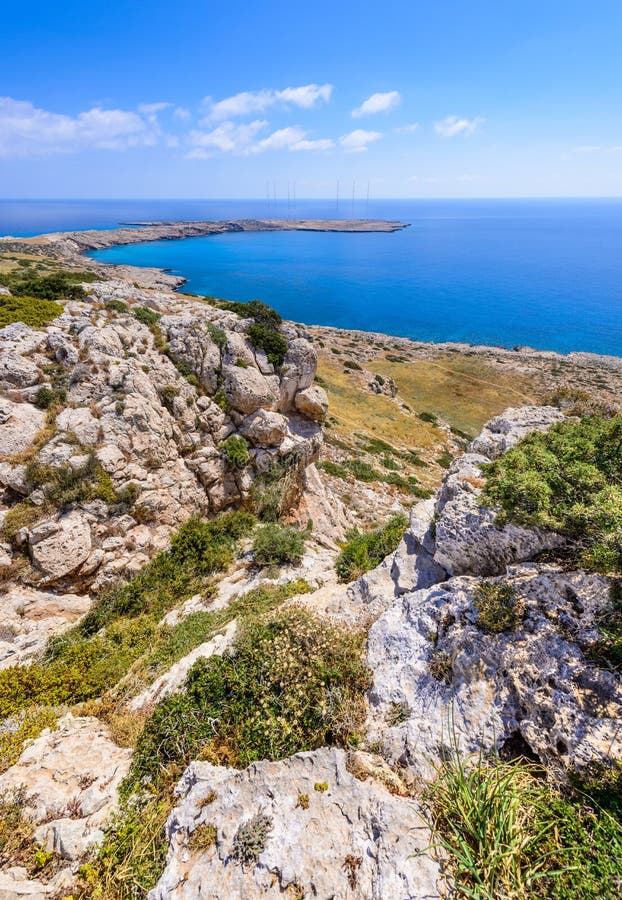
[316,357,439,450]
[369,353,538,437]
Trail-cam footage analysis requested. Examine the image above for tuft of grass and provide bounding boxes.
[427,751,622,899]
[253,523,306,567]
[335,514,407,582]
[75,790,172,899]
[0,501,39,546]
[189,822,218,854]
[474,582,526,635]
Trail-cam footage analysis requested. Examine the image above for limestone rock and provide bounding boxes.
[0,585,90,669]
[279,338,317,409]
[367,565,622,780]
[0,714,132,861]
[150,747,441,900]
[28,512,92,582]
[240,409,289,447]
[0,399,46,457]
[394,406,566,591]
[223,364,279,414]
[294,384,329,422]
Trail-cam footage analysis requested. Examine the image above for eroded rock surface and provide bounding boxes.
[392,406,566,593]
[0,714,132,860]
[150,748,441,900]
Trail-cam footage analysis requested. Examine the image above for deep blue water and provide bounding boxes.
[2,199,621,356]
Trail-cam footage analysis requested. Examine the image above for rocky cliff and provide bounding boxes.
[1,270,620,899]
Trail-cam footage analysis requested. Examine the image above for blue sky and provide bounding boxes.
[1,0,621,198]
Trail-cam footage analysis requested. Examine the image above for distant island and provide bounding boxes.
[0,219,407,290]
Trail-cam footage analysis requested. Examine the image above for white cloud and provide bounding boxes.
[352,90,401,118]
[187,119,267,155]
[434,115,484,138]
[252,126,306,152]
[340,129,382,153]
[173,106,191,121]
[573,144,622,153]
[0,97,162,157]
[291,138,333,151]
[395,122,419,134]
[188,121,333,156]
[203,84,332,120]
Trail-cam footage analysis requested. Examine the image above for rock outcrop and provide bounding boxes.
[150,748,441,900]
[391,406,566,593]
[0,714,132,860]
[0,280,324,599]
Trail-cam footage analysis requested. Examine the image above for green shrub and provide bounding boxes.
[474,581,526,634]
[0,295,63,329]
[131,607,370,780]
[0,616,158,720]
[317,460,349,479]
[206,322,227,348]
[418,411,438,425]
[481,415,622,573]
[133,306,161,327]
[343,359,362,371]
[436,450,454,469]
[0,268,89,302]
[105,299,129,314]
[33,385,66,409]
[335,514,408,582]
[219,299,287,366]
[247,322,288,367]
[253,523,306,566]
[220,435,249,468]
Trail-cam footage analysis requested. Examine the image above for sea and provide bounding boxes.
[1,198,621,357]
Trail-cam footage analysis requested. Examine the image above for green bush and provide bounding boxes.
[343,359,362,371]
[33,385,66,409]
[133,306,161,327]
[131,607,370,780]
[253,523,306,566]
[0,268,89,302]
[206,322,227,348]
[481,415,622,573]
[105,299,129,314]
[335,514,408,582]
[220,435,249,468]
[0,295,63,329]
[474,581,526,634]
[247,322,288,367]
[418,411,438,425]
[219,299,287,366]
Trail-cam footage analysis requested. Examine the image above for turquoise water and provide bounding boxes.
[2,199,621,356]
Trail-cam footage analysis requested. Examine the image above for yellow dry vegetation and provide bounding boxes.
[369,352,539,437]
[316,357,439,451]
